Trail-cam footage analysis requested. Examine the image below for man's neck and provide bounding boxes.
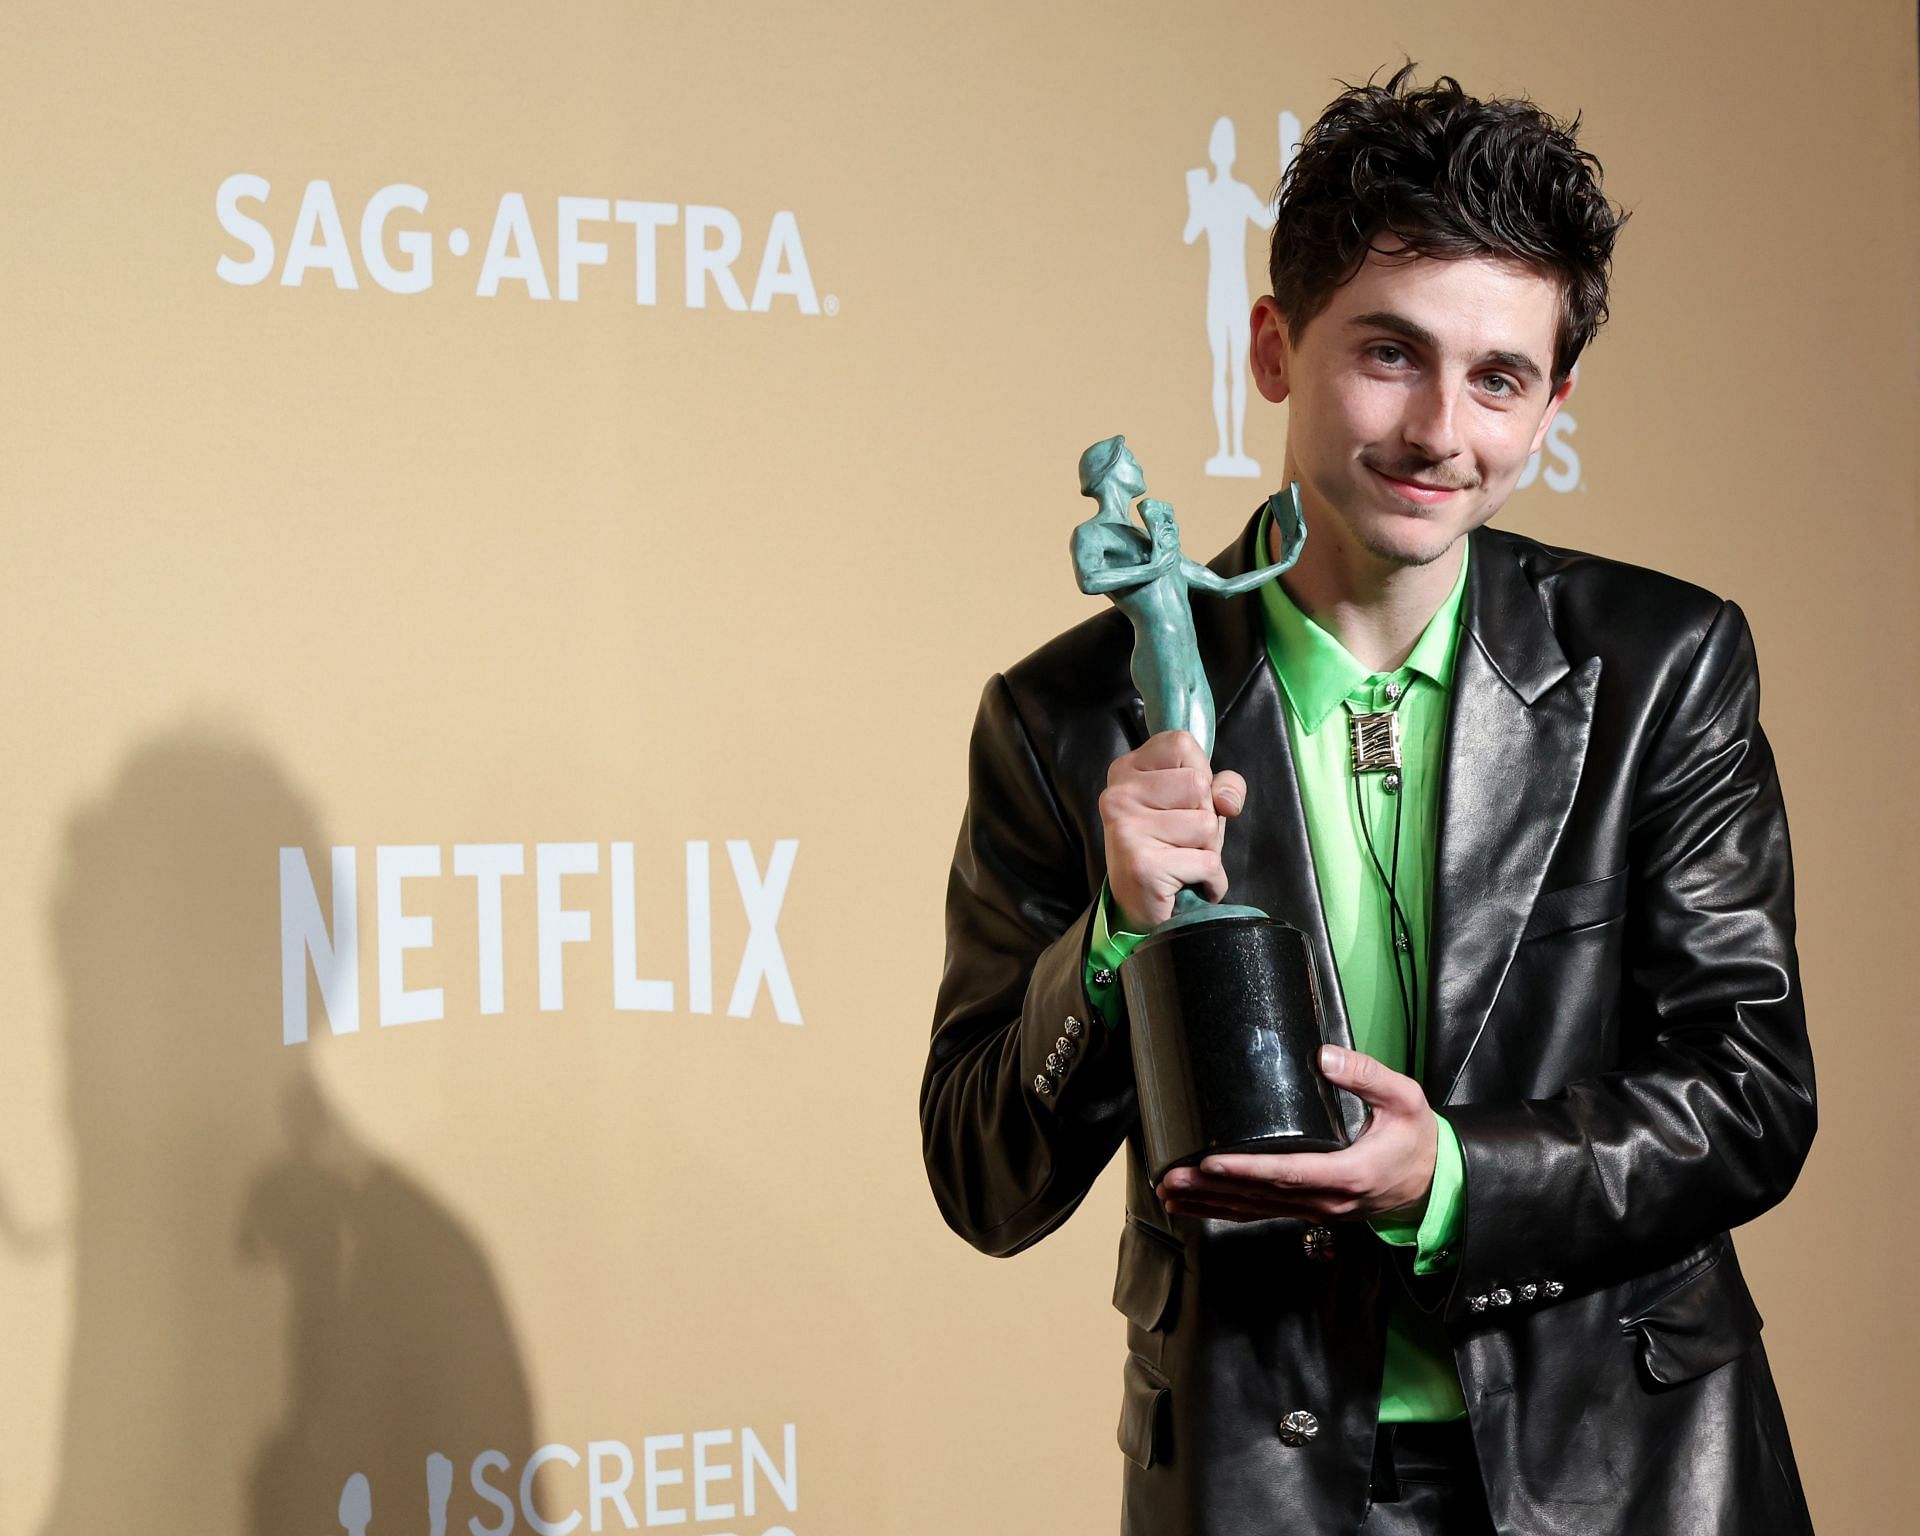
[1267,505,1467,675]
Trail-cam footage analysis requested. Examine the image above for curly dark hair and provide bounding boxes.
[1269,63,1629,383]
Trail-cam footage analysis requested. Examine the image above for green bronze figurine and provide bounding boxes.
[1072,434,1306,928]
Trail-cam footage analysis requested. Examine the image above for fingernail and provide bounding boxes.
[1219,785,1243,812]
[1320,1044,1346,1073]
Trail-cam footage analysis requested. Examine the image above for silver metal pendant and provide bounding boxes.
[1348,709,1403,774]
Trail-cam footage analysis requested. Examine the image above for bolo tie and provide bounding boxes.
[1346,679,1421,1080]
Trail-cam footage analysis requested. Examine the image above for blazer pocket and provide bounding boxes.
[1618,1243,1764,1386]
[1112,1216,1183,1333]
[1118,1351,1173,1469]
[1521,869,1629,942]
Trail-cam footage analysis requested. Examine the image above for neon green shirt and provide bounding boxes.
[1085,514,1470,1422]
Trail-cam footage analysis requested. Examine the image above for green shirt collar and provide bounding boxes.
[1255,506,1471,734]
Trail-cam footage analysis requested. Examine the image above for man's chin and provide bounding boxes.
[1356,524,1461,569]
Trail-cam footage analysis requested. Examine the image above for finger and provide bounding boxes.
[1317,1044,1420,1111]
[1102,801,1214,893]
[1125,807,1220,847]
[1164,1197,1273,1223]
[1146,846,1227,898]
[1199,1148,1364,1198]
[1119,888,1173,929]
[1131,730,1212,772]
[1159,1179,1275,1219]
[1163,1165,1278,1201]
[1157,851,1228,905]
[1121,765,1214,812]
[1212,769,1247,817]
[1160,1170,1274,1207]
[1166,1190,1345,1222]
[1110,841,1224,911]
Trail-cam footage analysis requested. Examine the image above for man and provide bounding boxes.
[920,65,1816,1535]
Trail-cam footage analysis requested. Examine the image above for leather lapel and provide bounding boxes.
[1424,529,1600,1104]
[1185,510,1363,1136]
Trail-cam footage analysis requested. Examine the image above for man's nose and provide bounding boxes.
[1403,376,1464,463]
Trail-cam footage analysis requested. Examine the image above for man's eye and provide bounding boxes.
[1369,344,1406,366]
[1481,374,1518,397]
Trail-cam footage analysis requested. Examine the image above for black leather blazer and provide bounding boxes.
[921,513,1816,1535]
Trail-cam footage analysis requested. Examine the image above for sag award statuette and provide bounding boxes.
[1073,435,1347,1181]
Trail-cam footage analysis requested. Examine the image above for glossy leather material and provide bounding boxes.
[921,512,1816,1535]
[1123,914,1346,1179]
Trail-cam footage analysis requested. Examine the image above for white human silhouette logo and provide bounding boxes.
[336,1456,453,1535]
[338,1473,372,1536]
[1185,113,1301,477]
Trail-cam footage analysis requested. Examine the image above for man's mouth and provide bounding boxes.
[1369,465,1469,506]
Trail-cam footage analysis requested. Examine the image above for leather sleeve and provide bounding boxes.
[1444,600,1817,1311]
[920,673,1138,1257]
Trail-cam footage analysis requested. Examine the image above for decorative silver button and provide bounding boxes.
[1395,932,1411,952]
[1092,967,1117,986]
[1302,1225,1336,1262]
[1054,1035,1075,1059]
[1064,1015,1086,1039]
[1490,1287,1513,1308]
[1543,1280,1564,1298]
[1278,1409,1320,1446]
[1384,681,1401,702]
[1382,770,1402,795]
[1046,1051,1065,1074]
[1468,1293,1489,1313]
[1518,1282,1540,1302]
[1033,1074,1054,1096]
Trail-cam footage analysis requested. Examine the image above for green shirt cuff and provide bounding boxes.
[1084,879,1148,1027]
[1369,1113,1464,1272]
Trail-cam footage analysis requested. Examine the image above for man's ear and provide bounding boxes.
[1527,372,1578,456]
[1250,297,1291,404]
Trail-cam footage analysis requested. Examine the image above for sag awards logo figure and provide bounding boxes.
[1185,113,1301,479]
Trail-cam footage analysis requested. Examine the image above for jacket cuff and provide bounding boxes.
[1441,1102,1576,1322]
[1084,878,1149,1028]
[1029,901,1135,1115]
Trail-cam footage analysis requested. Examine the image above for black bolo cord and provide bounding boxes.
[1351,701,1421,1079]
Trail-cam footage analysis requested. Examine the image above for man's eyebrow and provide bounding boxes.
[1349,310,1441,352]
[1482,348,1546,385]
[1348,310,1546,386]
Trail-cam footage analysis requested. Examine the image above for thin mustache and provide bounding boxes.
[1366,461,1476,491]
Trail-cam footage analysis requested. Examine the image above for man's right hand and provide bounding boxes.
[1099,730,1246,930]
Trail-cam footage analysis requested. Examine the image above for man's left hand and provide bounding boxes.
[1156,1044,1439,1224]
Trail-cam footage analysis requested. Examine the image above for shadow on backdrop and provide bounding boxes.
[36,727,537,1536]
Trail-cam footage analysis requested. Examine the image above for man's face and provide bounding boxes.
[1250,246,1573,570]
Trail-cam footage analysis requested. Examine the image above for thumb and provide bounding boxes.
[1317,1044,1400,1105]
[1212,769,1247,817]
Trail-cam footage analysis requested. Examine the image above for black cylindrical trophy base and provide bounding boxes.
[1121,914,1347,1184]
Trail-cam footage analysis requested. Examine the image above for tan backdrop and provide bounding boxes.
[2,2,1915,1531]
